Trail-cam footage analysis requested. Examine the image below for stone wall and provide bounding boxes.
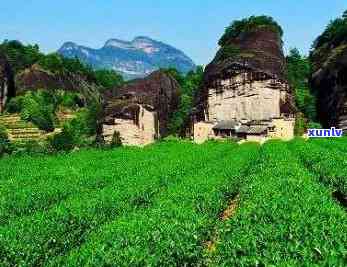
[268,118,295,140]
[206,74,288,122]
[103,105,158,146]
[193,122,215,144]
[245,134,267,143]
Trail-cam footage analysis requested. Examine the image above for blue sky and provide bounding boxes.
[1,1,346,65]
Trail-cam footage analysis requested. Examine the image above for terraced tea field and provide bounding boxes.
[0,111,74,143]
[0,139,346,266]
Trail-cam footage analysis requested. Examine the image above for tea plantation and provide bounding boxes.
[0,139,346,266]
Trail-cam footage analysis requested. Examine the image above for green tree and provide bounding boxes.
[38,53,64,73]
[0,40,43,73]
[219,15,283,47]
[286,48,317,122]
[20,91,56,132]
[167,66,204,135]
[94,69,124,90]
[312,10,347,50]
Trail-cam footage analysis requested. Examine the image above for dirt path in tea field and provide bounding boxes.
[205,194,240,253]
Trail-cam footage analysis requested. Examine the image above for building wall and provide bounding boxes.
[268,118,295,140]
[103,105,157,146]
[246,134,267,143]
[207,75,287,122]
[193,121,215,144]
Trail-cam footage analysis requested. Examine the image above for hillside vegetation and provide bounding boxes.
[0,139,346,266]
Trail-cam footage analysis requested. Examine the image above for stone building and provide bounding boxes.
[193,26,296,144]
[0,53,15,113]
[102,71,180,146]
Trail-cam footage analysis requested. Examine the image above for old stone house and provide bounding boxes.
[102,71,180,146]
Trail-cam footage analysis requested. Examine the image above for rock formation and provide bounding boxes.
[192,17,295,143]
[311,39,347,131]
[0,53,15,113]
[58,36,196,80]
[103,70,181,146]
[15,64,101,105]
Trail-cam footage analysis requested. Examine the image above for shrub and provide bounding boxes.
[0,125,10,156]
[12,140,50,155]
[20,91,55,132]
[110,131,122,148]
[49,127,75,152]
[94,69,124,90]
[5,96,24,113]
[50,102,102,151]
[219,15,283,46]
[307,122,322,129]
[294,113,307,136]
[56,91,83,110]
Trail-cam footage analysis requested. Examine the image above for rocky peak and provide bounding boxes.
[58,37,196,80]
[205,28,286,84]
[59,42,79,51]
[103,39,135,50]
[104,36,160,54]
[193,16,294,123]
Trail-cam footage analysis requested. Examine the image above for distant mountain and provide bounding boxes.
[58,36,196,80]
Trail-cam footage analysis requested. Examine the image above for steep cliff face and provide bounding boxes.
[15,64,74,93]
[0,53,15,113]
[194,24,295,123]
[103,70,181,144]
[310,11,347,131]
[15,64,101,105]
[311,47,347,130]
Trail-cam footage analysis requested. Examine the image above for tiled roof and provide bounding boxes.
[213,120,239,130]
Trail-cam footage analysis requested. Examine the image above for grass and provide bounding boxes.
[0,138,346,266]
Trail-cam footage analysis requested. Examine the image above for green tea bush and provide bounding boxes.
[290,138,347,196]
[20,91,55,132]
[0,142,234,266]
[212,141,347,266]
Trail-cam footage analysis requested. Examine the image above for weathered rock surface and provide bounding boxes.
[0,53,15,112]
[104,70,181,135]
[15,64,101,105]
[311,45,347,130]
[103,70,181,145]
[194,28,295,123]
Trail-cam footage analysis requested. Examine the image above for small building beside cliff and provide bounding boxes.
[102,70,180,146]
